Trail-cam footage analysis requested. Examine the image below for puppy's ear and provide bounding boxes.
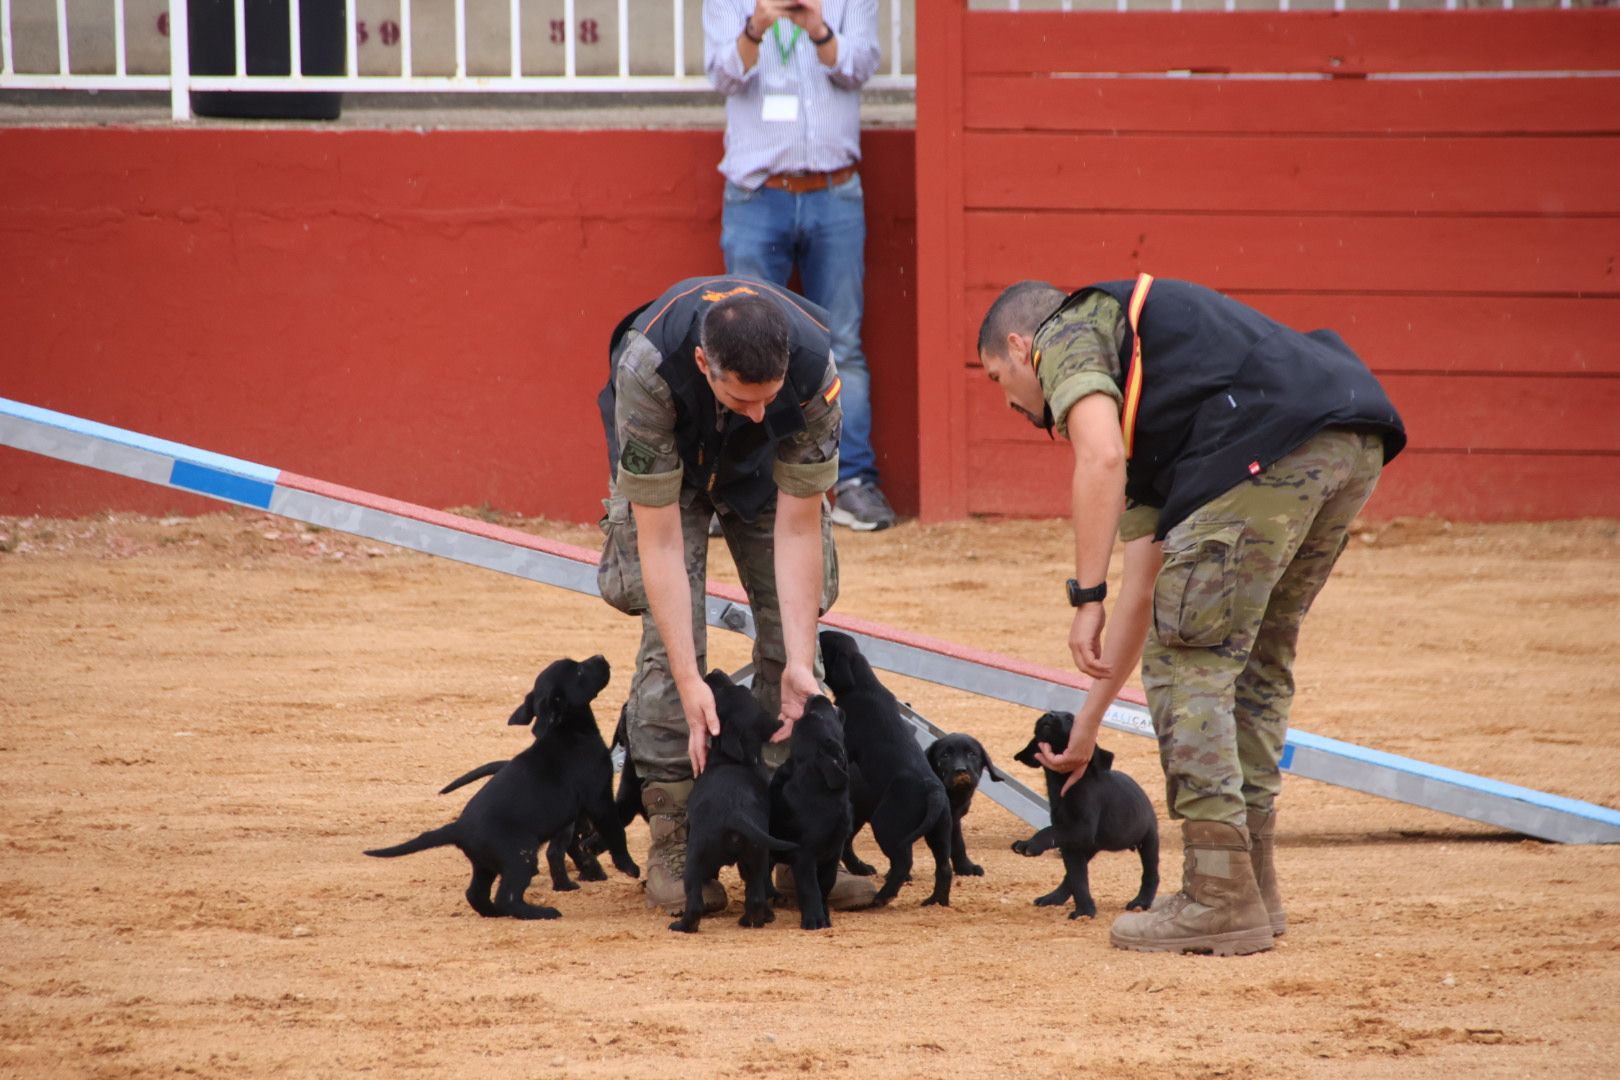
[525,660,571,734]
[924,739,947,774]
[817,741,849,789]
[1012,737,1041,768]
[974,739,1003,783]
[1090,746,1115,774]
[714,718,747,764]
[507,692,534,727]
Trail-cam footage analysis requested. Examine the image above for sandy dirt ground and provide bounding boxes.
[2,509,1617,1079]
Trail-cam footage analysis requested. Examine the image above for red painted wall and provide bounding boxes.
[0,126,919,521]
[916,7,1620,523]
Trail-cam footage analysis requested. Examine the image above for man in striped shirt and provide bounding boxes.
[703,0,896,531]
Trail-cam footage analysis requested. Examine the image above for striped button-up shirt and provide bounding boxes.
[703,0,881,190]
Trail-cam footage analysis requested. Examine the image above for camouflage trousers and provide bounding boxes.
[1141,428,1386,826]
[596,488,839,783]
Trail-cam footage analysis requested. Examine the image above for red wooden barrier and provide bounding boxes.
[917,3,1620,523]
[0,127,919,521]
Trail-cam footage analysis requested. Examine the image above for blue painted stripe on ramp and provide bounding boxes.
[0,397,280,484]
[168,460,276,509]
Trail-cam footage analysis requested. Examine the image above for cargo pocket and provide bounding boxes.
[1153,521,1244,648]
[819,498,841,615]
[596,496,649,616]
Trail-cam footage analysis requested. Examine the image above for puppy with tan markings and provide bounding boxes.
[1012,710,1158,920]
[925,733,1000,877]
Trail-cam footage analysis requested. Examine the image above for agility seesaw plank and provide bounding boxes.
[4,395,1618,844]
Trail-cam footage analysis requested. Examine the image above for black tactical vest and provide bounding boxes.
[597,276,833,523]
[1045,278,1406,538]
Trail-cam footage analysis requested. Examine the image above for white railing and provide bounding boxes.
[0,0,916,120]
[1,0,1593,122]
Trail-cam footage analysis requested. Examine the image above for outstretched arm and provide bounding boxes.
[772,489,825,734]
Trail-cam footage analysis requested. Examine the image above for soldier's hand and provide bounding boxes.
[773,663,819,742]
[1069,603,1112,680]
[681,679,721,775]
[1036,737,1096,798]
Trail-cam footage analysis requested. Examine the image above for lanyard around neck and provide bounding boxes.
[771,21,803,65]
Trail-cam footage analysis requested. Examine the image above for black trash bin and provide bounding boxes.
[189,0,345,120]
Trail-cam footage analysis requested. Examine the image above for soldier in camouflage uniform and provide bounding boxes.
[596,274,876,916]
[977,276,1404,955]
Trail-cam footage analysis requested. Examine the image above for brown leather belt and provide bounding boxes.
[761,165,858,194]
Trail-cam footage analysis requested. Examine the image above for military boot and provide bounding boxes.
[642,780,726,916]
[1246,807,1286,936]
[771,864,879,911]
[1109,820,1274,956]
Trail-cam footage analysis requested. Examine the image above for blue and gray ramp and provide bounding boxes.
[3,395,1616,844]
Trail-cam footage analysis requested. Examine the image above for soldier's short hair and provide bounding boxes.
[977,281,1068,358]
[700,294,792,384]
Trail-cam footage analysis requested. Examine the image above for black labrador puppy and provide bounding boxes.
[437,703,645,890]
[925,733,1000,877]
[820,630,953,909]
[670,670,796,934]
[768,694,855,930]
[364,656,639,918]
[1011,710,1158,919]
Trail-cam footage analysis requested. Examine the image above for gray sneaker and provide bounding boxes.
[829,479,896,532]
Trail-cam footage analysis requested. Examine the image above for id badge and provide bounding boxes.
[762,93,799,123]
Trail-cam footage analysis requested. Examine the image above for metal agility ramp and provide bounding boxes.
[4,395,1617,844]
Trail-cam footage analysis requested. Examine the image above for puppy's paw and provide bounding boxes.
[578,867,608,882]
[845,859,878,877]
[1011,841,1036,857]
[668,918,699,934]
[613,855,641,879]
[800,914,831,931]
[1033,888,1069,907]
[920,894,950,908]
[955,861,985,877]
[1125,894,1155,912]
[552,879,581,892]
[1068,901,1097,920]
[513,905,562,920]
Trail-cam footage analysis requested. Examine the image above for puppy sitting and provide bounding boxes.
[1012,710,1158,919]
[365,656,639,918]
[925,733,1001,877]
[768,695,855,930]
[820,630,954,909]
[670,671,796,934]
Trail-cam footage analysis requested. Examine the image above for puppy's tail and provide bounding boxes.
[897,777,953,849]
[733,818,798,854]
[364,824,459,858]
[438,760,508,795]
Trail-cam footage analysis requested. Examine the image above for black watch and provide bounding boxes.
[1066,578,1107,607]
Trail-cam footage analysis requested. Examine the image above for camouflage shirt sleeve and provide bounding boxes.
[1031,291,1129,441]
[773,355,843,498]
[1119,503,1160,543]
[611,331,684,507]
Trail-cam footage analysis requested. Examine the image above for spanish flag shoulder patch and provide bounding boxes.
[822,375,843,405]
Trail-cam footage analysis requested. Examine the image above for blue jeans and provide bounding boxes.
[720,173,875,486]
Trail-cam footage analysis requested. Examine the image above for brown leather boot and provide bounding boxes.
[1246,807,1287,937]
[1109,820,1274,956]
[642,781,726,916]
[771,864,878,911]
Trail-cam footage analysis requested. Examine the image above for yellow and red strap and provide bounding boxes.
[1120,272,1154,460]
